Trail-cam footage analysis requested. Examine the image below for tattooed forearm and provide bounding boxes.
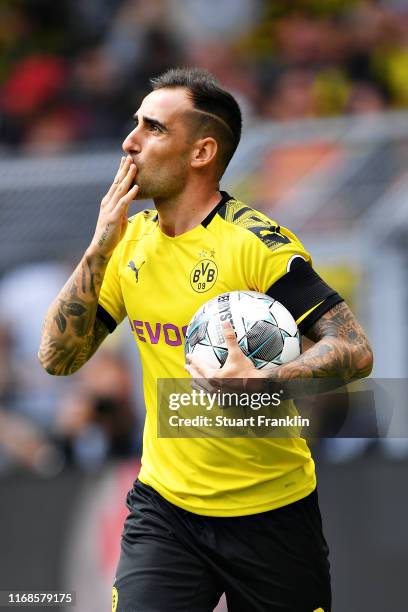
[274,302,373,382]
[98,224,110,248]
[39,318,109,376]
[54,301,87,334]
[38,251,110,375]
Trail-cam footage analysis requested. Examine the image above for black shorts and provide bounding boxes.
[113,481,331,612]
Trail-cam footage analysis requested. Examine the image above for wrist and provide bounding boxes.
[85,243,111,263]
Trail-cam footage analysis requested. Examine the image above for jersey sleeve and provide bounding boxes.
[97,245,126,333]
[245,224,343,334]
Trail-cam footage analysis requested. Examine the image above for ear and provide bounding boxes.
[190,137,218,169]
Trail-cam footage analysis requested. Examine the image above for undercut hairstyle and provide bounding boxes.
[150,67,242,178]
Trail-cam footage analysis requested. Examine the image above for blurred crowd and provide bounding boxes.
[0,260,143,474]
[1,0,408,474]
[1,0,408,155]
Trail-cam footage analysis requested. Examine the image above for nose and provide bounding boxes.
[122,127,141,155]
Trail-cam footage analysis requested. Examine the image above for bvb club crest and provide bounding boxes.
[190,254,218,293]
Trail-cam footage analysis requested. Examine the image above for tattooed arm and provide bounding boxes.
[38,253,110,375]
[274,301,373,381]
[38,156,139,376]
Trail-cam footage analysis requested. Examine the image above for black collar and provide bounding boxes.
[151,191,233,226]
[201,191,233,228]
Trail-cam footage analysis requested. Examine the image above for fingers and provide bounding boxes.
[105,156,127,198]
[185,355,218,394]
[222,322,241,356]
[190,378,217,394]
[105,156,136,202]
[116,155,126,176]
[113,184,139,215]
[115,156,130,184]
[185,353,203,377]
[114,163,137,203]
[185,354,213,379]
[104,164,137,215]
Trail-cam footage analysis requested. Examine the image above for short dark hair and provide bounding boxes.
[150,67,242,177]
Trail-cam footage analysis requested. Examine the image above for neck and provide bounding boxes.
[154,180,221,237]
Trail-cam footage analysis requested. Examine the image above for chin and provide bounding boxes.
[135,182,157,201]
[134,189,154,201]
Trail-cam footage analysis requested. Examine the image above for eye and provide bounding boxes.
[149,124,161,132]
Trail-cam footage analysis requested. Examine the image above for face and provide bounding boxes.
[122,87,195,201]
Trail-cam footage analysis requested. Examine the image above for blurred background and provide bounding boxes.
[1,0,408,610]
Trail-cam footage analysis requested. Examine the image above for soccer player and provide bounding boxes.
[39,68,373,612]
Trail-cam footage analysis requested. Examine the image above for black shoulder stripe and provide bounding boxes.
[266,260,343,333]
[217,201,270,227]
[216,200,291,252]
[96,304,117,333]
[251,226,290,250]
[231,205,254,220]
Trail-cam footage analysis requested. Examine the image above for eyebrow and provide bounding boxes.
[132,113,168,133]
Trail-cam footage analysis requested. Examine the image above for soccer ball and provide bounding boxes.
[184,291,301,370]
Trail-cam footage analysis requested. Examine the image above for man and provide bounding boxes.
[39,68,373,612]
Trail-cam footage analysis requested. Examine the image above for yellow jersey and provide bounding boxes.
[98,192,342,516]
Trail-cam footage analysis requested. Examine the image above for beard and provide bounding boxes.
[133,162,188,201]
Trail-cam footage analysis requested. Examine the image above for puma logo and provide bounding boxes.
[128,260,145,282]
